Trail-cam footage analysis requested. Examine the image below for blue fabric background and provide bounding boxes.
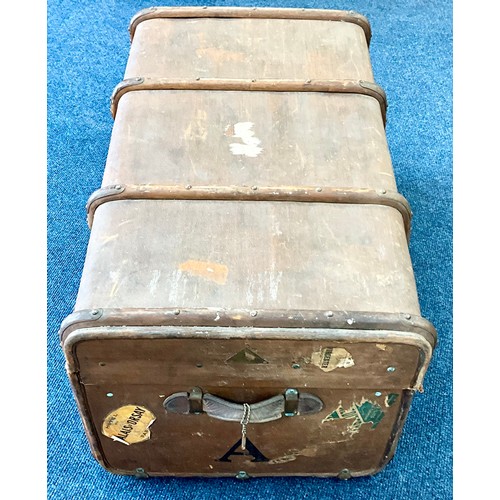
[47,0,452,498]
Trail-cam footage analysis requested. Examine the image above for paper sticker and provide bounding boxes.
[322,398,385,437]
[102,405,156,445]
[311,347,354,372]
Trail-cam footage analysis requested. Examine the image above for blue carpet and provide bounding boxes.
[47,0,452,498]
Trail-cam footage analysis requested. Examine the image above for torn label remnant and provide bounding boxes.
[385,393,399,407]
[322,398,385,437]
[179,259,229,284]
[102,405,156,445]
[311,347,354,372]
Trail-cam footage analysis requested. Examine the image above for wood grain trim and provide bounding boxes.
[128,7,371,44]
[86,184,411,237]
[59,308,437,350]
[109,78,387,124]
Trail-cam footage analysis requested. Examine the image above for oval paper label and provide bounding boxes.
[102,405,156,445]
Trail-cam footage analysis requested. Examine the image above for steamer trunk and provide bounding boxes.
[60,7,436,479]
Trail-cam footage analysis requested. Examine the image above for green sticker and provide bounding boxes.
[323,399,385,436]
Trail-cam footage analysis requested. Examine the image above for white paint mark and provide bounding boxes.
[149,270,161,295]
[111,436,130,446]
[168,269,184,302]
[225,122,263,157]
[101,234,118,244]
[269,271,283,302]
[109,270,121,298]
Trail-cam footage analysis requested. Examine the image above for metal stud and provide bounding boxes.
[387,366,396,373]
[173,309,181,315]
[338,468,352,480]
[250,310,258,317]
[236,470,250,480]
[325,311,333,317]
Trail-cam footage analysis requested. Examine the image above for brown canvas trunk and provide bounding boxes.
[60,7,437,479]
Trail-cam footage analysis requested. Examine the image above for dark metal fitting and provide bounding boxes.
[188,387,203,414]
[284,388,299,416]
[338,468,352,480]
[236,470,250,480]
[134,468,149,479]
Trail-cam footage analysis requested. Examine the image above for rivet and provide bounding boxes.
[306,79,312,83]
[236,470,250,480]
[106,392,113,398]
[315,187,322,192]
[135,77,142,82]
[195,77,200,81]
[346,318,355,325]
[185,185,192,190]
[251,186,258,191]
[405,314,411,320]
[196,363,203,368]
[338,468,352,480]
[99,362,106,367]
[374,391,382,397]
[387,366,396,373]
[250,310,258,317]
[325,311,333,317]
[251,79,256,83]
[292,363,301,369]
[90,309,100,316]
[115,184,122,190]
[135,468,148,479]
[202,6,208,9]
[174,309,181,315]
[378,189,387,195]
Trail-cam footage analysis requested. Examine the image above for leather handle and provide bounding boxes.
[164,387,323,423]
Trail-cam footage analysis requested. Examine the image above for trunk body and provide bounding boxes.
[60,7,436,479]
